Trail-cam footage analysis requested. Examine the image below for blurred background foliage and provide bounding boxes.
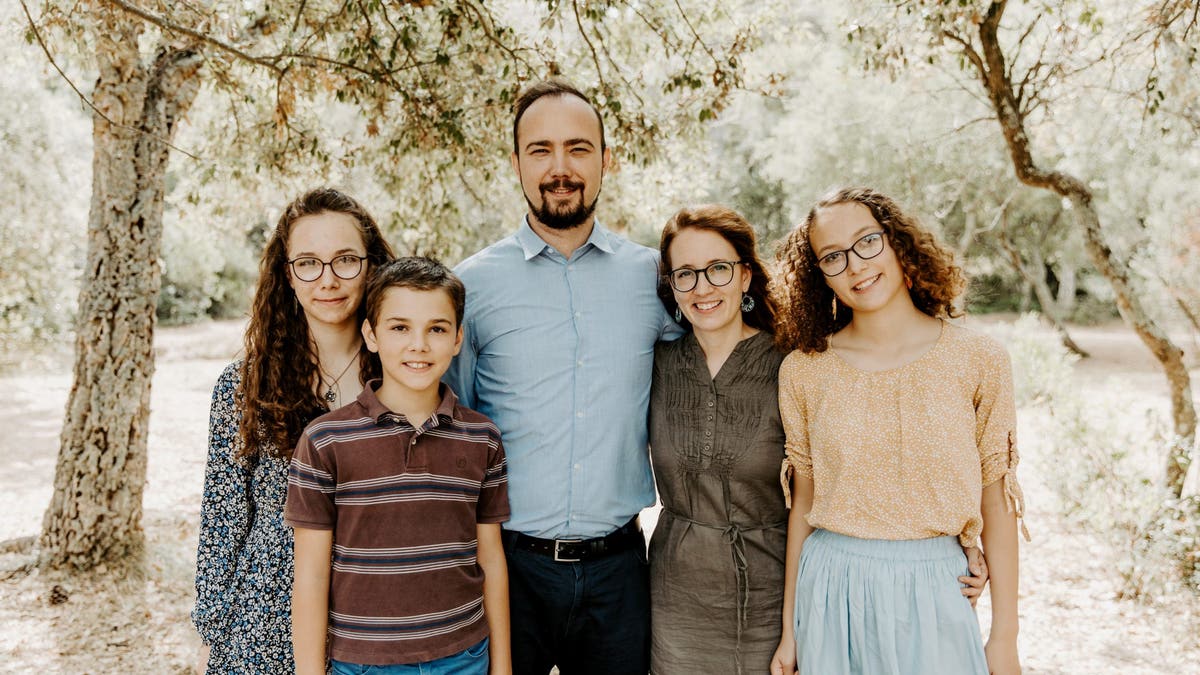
[4,2,1197,340]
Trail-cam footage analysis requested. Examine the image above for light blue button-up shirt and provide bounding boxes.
[446,219,681,539]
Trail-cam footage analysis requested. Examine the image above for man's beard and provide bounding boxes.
[526,177,600,230]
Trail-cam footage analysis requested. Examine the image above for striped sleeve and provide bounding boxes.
[476,423,510,524]
[284,428,337,530]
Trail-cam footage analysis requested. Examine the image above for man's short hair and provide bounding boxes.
[511,78,607,154]
[364,256,466,328]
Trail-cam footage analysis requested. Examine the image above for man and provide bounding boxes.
[445,79,680,675]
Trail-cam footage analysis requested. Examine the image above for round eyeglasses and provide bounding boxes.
[288,254,366,282]
[668,260,743,293]
[816,232,886,276]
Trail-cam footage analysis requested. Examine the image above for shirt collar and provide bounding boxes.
[356,380,461,426]
[515,216,615,260]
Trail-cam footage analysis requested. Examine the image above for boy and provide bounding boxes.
[286,256,511,675]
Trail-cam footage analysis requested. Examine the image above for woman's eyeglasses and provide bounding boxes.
[816,232,886,276]
[668,260,743,292]
[288,255,366,282]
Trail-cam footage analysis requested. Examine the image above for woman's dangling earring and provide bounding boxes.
[831,295,838,321]
[674,306,682,322]
[740,293,755,313]
[905,274,913,290]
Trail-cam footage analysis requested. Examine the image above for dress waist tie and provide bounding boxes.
[663,509,787,675]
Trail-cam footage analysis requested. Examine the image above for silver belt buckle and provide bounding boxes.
[553,539,581,562]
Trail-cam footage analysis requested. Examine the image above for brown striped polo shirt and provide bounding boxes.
[285,381,509,666]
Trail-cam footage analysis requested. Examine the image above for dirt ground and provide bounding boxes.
[1,317,1198,674]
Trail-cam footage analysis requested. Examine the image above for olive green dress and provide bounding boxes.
[648,331,788,675]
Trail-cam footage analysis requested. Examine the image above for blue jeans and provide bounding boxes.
[330,638,489,675]
[503,531,650,675]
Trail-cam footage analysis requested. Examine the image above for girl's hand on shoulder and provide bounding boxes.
[770,638,798,675]
[959,545,989,607]
[985,637,1020,675]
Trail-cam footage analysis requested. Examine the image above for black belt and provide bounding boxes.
[503,517,643,563]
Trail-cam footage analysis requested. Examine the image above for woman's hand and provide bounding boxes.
[959,545,989,607]
[770,638,798,675]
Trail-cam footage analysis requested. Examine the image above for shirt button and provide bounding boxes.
[574,311,581,318]
[574,463,581,470]
[707,400,714,407]
[576,411,584,418]
[577,359,583,366]
[703,444,711,451]
[706,415,713,421]
[704,430,712,437]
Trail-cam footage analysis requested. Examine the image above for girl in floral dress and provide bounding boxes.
[191,188,393,672]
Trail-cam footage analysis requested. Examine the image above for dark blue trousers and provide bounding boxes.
[502,531,650,675]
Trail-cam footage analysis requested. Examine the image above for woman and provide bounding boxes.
[647,205,789,675]
[191,188,395,673]
[770,187,1027,675]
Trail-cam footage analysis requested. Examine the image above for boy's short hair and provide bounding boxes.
[364,256,466,328]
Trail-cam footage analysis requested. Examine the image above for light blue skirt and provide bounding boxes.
[793,529,988,675]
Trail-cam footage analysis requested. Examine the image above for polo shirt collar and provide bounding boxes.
[357,379,461,426]
[515,216,615,260]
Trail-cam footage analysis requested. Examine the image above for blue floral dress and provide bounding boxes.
[192,362,323,673]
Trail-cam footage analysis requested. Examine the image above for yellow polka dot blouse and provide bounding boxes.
[778,321,1029,547]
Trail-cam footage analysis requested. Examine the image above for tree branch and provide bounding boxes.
[101,0,284,73]
[571,0,608,92]
[103,0,436,83]
[942,29,988,86]
[622,1,681,51]
[290,0,308,35]
[462,0,539,75]
[19,0,202,160]
[672,0,720,67]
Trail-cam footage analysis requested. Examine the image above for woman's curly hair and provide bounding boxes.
[657,204,780,335]
[773,187,965,354]
[237,188,395,460]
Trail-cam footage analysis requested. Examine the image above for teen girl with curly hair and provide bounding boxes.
[192,188,394,673]
[769,187,1028,675]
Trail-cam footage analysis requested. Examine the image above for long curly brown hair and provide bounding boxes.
[658,204,780,335]
[237,188,395,460]
[773,187,965,354]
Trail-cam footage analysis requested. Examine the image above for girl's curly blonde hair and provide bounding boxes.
[773,187,966,354]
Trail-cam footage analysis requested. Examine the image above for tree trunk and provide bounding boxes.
[997,227,1089,357]
[1017,279,1032,313]
[38,4,201,568]
[974,1,1196,496]
[1055,261,1078,314]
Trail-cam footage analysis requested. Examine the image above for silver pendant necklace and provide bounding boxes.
[320,353,357,404]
